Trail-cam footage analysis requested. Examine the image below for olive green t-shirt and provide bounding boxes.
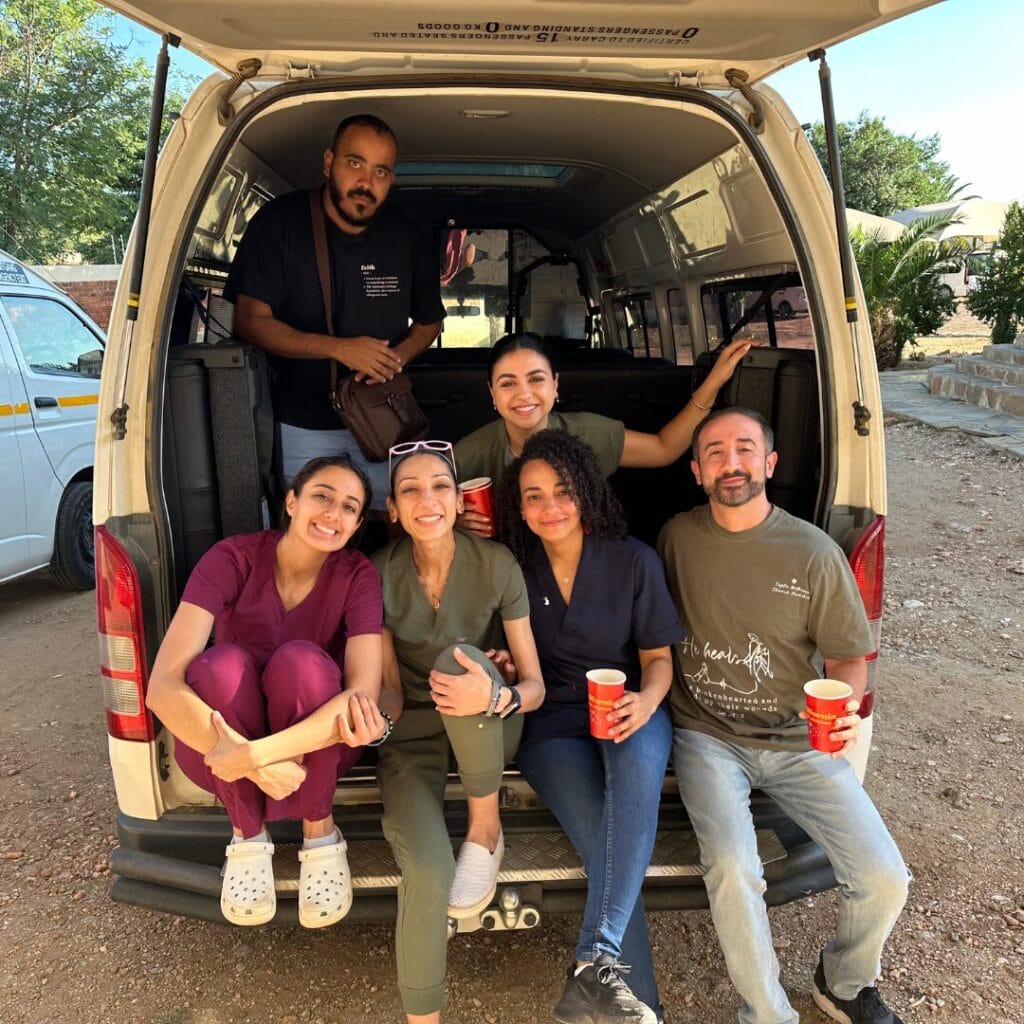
[454,411,626,488]
[371,531,530,703]
[656,505,872,751]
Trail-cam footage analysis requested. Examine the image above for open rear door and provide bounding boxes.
[100,1,941,82]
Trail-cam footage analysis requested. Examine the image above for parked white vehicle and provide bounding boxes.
[0,251,104,590]
[937,251,991,301]
[94,0,917,927]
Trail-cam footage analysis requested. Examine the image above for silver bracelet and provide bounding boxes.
[484,677,502,717]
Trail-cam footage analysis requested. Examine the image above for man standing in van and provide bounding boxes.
[657,408,909,1024]
[226,114,445,508]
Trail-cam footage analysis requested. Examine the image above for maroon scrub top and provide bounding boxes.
[181,530,382,671]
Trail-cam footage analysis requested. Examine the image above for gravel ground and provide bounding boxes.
[906,305,992,361]
[1,420,1022,1024]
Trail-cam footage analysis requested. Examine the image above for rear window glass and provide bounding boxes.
[439,227,510,348]
[668,288,693,366]
[700,273,814,351]
[612,293,666,359]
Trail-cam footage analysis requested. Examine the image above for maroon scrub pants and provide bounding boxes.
[174,640,361,837]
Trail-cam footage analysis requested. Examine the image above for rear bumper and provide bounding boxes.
[109,807,837,926]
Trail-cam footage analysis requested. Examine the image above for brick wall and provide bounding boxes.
[60,278,117,331]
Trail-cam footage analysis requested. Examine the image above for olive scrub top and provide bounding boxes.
[371,531,530,704]
[454,411,626,488]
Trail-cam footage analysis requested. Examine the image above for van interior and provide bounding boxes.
[163,84,822,597]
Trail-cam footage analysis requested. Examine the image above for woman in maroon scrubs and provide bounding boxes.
[146,455,386,928]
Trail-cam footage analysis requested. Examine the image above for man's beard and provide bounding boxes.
[704,471,766,507]
[327,176,381,227]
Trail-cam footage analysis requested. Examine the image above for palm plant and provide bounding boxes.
[851,211,970,369]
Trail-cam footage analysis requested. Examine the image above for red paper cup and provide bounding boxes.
[803,678,854,753]
[459,477,495,537]
[587,669,626,740]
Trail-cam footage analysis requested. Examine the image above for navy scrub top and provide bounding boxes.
[520,533,684,746]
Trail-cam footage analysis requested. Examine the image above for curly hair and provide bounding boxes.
[497,429,627,565]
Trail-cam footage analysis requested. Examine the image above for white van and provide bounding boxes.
[0,250,104,590]
[95,1,914,928]
[937,250,991,301]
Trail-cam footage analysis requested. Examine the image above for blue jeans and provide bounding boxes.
[516,707,672,1010]
[674,729,909,1024]
[279,422,389,511]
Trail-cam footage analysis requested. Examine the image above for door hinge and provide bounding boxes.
[669,69,712,89]
[285,61,320,80]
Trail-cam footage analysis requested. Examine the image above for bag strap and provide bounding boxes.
[308,188,338,396]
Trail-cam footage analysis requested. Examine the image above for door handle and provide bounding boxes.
[34,396,58,408]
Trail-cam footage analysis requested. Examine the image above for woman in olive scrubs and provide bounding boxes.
[455,331,754,535]
[371,440,544,1024]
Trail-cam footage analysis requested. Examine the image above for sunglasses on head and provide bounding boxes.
[387,439,457,481]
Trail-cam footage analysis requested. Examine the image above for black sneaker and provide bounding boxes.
[554,955,658,1024]
[812,954,904,1024]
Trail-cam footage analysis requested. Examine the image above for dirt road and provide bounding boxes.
[1,418,1022,1024]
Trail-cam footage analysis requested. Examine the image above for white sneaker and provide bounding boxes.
[448,832,504,919]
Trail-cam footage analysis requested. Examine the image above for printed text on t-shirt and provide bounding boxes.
[362,264,401,298]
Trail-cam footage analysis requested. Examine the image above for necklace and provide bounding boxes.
[412,553,449,611]
[553,563,577,586]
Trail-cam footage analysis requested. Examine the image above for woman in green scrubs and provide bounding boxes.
[371,440,544,1024]
[455,332,754,534]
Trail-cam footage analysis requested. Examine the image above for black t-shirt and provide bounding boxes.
[224,190,445,430]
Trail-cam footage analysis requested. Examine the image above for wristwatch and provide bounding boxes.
[498,685,522,719]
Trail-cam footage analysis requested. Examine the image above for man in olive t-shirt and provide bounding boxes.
[657,408,909,1024]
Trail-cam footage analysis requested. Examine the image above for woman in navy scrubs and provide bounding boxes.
[497,430,683,1024]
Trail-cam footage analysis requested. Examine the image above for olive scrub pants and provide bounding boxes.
[377,644,523,1015]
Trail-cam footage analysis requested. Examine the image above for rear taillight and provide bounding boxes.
[848,515,885,717]
[96,526,153,742]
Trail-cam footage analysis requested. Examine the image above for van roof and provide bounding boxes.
[101,0,939,83]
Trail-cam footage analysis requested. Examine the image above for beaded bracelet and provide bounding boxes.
[367,710,394,747]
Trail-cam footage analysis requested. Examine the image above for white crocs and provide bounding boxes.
[220,840,276,926]
[297,829,353,929]
[448,832,504,919]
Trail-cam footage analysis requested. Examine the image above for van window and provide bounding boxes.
[612,293,666,359]
[513,229,588,341]
[0,296,103,375]
[439,227,509,348]
[668,288,693,365]
[520,262,587,340]
[700,274,814,351]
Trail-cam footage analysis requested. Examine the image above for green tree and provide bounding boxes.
[0,0,184,264]
[967,202,1024,344]
[852,212,968,369]
[809,112,961,217]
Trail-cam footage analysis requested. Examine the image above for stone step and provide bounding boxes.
[928,366,1024,417]
[954,355,1024,387]
[983,343,1024,366]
